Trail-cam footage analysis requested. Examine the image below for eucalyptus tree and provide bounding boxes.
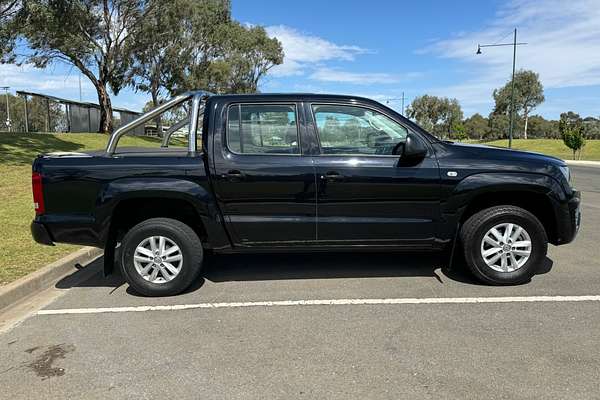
[216,22,284,93]
[0,0,21,61]
[463,113,489,140]
[167,20,283,95]
[128,0,282,135]
[493,69,544,139]
[406,95,463,139]
[14,0,160,133]
[128,0,231,108]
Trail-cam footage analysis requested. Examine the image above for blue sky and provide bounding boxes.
[2,0,599,119]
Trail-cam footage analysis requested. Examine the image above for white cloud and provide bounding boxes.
[0,63,95,95]
[264,25,420,86]
[309,68,420,85]
[265,25,369,76]
[421,0,600,113]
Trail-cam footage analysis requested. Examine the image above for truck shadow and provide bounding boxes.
[55,252,554,295]
[203,252,469,283]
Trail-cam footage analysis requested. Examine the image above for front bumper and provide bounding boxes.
[31,221,55,246]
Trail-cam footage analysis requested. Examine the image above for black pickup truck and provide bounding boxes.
[31,91,581,296]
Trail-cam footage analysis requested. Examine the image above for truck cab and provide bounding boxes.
[31,91,581,296]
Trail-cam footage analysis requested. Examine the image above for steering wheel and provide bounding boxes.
[366,130,387,148]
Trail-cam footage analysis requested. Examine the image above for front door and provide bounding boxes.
[212,102,316,246]
[308,103,441,248]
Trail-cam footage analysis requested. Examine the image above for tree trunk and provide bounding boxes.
[96,83,113,134]
[523,108,529,139]
[151,89,162,138]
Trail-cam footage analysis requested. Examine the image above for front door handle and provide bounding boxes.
[321,171,343,181]
[222,170,245,181]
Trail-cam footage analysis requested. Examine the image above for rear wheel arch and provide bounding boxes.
[109,196,208,244]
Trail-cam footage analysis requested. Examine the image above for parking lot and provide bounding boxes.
[1,166,599,399]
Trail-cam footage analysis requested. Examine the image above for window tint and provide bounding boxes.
[227,104,299,155]
[312,104,408,155]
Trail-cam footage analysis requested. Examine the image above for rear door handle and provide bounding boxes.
[321,171,343,181]
[222,170,245,181]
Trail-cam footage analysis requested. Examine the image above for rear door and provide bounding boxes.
[211,101,317,246]
[307,102,441,248]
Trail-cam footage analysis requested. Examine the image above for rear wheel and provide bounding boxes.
[460,206,548,285]
[121,218,203,296]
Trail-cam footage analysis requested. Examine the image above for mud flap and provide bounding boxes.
[103,231,117,277]
[446,223,461,272]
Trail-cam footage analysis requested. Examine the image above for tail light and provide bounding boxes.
[32,172,45,215]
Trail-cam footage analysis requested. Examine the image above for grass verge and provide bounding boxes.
[474,139,600,161]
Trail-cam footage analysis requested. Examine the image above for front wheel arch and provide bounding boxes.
[458,190,557,244]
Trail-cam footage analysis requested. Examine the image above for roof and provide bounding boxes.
[211,92,368,100]
[207,92,383,106]
[177,89,379,104]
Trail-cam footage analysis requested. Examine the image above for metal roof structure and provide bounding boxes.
[16,90,142,134]
[16,90,140,114]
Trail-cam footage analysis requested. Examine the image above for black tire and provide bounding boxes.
[460,205,548,285]
[120,218,203,296]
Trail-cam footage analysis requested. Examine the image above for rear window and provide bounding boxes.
[227,104,299,155]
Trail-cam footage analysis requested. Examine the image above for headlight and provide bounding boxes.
[559,165,571,184]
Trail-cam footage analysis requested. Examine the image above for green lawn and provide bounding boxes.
[472,139,600,161]
[0,132,181,285]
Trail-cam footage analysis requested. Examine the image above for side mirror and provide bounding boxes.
[401,133,427,164]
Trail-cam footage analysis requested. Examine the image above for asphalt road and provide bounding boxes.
[1,166,599,399]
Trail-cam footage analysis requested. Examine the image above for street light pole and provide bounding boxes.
[508,28,517,149]
[476,29,526,148]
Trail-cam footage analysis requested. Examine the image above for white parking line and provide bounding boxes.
[37,295,600,315]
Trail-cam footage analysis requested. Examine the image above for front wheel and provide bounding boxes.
[120,218,203,296]
[460,206,548,285]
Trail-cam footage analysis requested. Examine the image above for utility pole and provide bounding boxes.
[1,87,10,132]
[401,91,406,116]
[386,93,407,115]
[476,28,526,148]
[79,74,83,102]
[23,95,29,133]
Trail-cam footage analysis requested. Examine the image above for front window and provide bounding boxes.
[227,104,300,155]
[312,104,408,155]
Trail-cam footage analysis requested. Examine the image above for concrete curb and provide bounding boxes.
[0,247,103,312]
[566,160,600,168]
